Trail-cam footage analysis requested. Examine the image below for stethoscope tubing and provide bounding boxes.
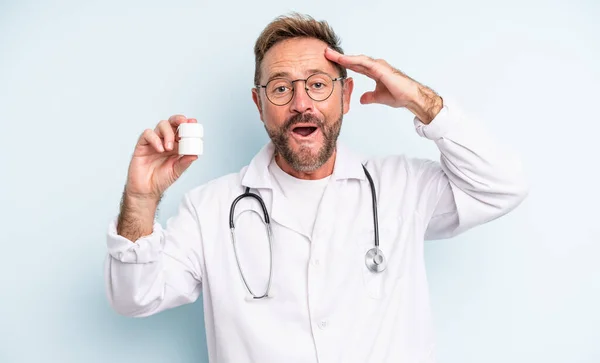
[229,163,386,299]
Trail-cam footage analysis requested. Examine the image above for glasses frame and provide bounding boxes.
[256,73,346,106]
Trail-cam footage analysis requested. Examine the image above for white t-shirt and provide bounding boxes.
[268,156,331,239]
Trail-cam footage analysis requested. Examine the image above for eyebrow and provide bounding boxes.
[266,69,332,82]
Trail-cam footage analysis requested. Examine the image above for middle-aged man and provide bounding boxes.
[105,13,528,363]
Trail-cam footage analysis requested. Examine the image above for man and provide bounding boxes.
[105,13,528,363]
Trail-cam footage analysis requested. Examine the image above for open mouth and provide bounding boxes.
[291,126,318,137]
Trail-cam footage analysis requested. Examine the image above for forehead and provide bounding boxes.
[260,37,339,82]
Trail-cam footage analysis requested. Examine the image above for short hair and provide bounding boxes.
[253,12,347,85]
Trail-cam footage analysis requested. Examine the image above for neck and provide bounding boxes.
[275,149,337,180]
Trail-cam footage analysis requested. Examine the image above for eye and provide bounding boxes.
[267,79,292,96]
[307,76,331,92]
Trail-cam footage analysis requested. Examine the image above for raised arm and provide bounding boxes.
[104,115,203,317]
[325,47,528,239]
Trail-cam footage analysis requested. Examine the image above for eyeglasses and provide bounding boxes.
[256,73,346,106]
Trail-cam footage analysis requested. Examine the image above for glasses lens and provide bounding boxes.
[306,74,334,101]
[266,78,293,105]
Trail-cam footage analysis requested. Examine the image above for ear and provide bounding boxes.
[252,88,264,122]
[342,77,354,115]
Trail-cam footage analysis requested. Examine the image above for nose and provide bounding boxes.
[289,81,314,114]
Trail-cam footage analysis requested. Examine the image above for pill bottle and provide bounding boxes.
[177,123,203,156]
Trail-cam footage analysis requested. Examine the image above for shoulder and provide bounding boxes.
[364,154,442,182]
[362,153,449,217]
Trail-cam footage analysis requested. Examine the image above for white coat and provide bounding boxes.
[105,97,528,363]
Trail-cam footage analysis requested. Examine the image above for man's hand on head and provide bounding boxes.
[325,48,443,124]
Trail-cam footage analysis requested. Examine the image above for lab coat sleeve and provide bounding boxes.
[411,97,529,240]
[104,192,203,317]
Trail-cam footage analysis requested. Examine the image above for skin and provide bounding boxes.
[117,36,443,241]
[252,37,354,180]
[251,37,443,180]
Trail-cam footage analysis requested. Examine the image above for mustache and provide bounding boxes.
[284,113,324,131]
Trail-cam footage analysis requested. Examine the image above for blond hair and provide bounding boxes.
[253,13,347,85]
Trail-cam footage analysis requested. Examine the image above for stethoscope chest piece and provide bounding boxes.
[365,247,387,273]
[230,164,386,301]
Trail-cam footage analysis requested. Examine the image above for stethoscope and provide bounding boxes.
[229,164,386,299]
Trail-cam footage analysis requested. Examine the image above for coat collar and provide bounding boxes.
[240,141,367,189]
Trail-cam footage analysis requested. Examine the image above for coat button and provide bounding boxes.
[318,320,328,329]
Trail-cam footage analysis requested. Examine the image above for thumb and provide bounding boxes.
[173,155,198,178]
[360,91,377,104]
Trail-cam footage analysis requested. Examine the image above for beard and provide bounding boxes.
[264,107,343,173]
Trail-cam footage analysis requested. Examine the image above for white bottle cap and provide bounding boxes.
[177,123,204,155]
[178,123,204,138]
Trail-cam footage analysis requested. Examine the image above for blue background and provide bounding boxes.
[1,0,598,362]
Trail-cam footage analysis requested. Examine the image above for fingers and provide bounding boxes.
[157,116,198,151]
[324,46,344,64]
[325,48,385,81]
[137,115,198,155]
[360,91,377,105]
[167,114,197,128]
[155,120,175,151]
[139,129,165,153]
[167,114,189,128]
[173,155,198,177]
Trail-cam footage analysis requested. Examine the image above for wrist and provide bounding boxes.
[117,190,159,240]
[406,86,443,125]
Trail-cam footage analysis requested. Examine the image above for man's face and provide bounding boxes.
[252,37,353,173]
